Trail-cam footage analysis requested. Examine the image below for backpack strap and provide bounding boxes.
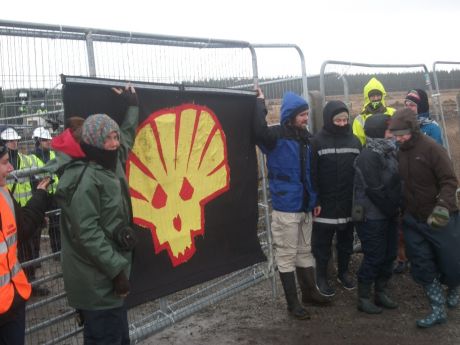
[66,162,89,206]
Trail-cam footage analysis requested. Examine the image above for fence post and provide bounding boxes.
[85,31,97,77]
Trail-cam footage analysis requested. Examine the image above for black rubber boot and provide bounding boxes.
[416,278,447,328]
[279,271,310,320]
[357,282,382,314]
[296,267,332,305]
[316,262,335,297]
[337,253,355,290]
[375,278,398,309]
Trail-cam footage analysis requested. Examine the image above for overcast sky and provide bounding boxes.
[2,0,459,75]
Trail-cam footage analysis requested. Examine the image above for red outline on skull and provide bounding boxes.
[127,104,230,266]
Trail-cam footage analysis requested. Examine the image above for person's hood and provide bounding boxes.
[280,92,309,125]
[45,129,86,175]
[362,77,388,108]
[51,129,85,159]
[406,88,429,114]
[322,100,349,134]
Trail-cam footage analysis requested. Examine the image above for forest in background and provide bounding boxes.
[191,70,460,98]
[2,70,460,105]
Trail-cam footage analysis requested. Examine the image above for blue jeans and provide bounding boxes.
[0,301,25,345]
[79,306,130,345]
[356,219,398,284]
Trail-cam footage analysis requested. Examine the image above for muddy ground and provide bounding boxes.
[144,96,460,345]
[144,254,460,345]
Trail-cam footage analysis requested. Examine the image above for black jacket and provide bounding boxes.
[354,139,401,220]
[311,102,361,222]
[0,189,48,325]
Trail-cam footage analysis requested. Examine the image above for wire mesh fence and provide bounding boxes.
[0,20,309,344]
[3,19,459,345]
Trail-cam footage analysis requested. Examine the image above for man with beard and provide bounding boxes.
[389,108,460,328]
[254,89,329,320]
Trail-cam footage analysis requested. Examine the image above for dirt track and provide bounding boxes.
[144,254,460,345]
[145,92,460,345]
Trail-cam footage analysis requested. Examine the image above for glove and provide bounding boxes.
[112,271,130,297]
[427,206,450,229]
[119,88,138,106]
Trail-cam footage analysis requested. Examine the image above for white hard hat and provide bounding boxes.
[0,127,21,140]
[40,102,45,107]
[32,126,52,140]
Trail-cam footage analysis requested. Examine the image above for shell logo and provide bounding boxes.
[127,104,230,266]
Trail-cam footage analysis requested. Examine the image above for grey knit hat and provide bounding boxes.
[81,114,119,149]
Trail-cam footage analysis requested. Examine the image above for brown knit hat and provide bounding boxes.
[388,108,419,136]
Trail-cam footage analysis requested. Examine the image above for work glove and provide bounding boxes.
[427,205,450,229]
[112,271,130,297]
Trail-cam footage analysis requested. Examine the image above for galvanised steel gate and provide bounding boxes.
[0,19,309,344]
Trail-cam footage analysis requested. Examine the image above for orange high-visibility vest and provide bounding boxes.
[0,186,31,314]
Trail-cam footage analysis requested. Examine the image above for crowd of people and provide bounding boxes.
[253,77,459,329]
[0,78,458,344]
[0,85,138,344]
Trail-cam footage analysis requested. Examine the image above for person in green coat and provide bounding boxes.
[51,84,138,345]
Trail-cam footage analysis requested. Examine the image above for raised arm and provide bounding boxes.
[252,87,278,151]
[112,84,139,167]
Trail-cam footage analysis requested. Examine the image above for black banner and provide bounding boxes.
[62,76,266,307]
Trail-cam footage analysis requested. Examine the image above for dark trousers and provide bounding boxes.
[18,240,36,280]
[79,306,130,345]
[48,214,61,253]
[0,301,25,345]
[403,212,460,287]
[311,221,354,273]
[31,228,42,262]
[356,218,398,284]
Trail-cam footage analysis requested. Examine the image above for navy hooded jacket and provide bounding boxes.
[311,100,361,222]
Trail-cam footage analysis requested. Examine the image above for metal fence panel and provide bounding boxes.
[0,20,309,344]
[432,61,460,178]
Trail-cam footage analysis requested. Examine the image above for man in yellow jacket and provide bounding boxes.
[352,77,396,145]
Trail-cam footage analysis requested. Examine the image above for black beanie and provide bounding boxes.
[364,114,391,139]
[405,89,429,114]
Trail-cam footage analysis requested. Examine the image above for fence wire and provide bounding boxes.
[0,20,310,344]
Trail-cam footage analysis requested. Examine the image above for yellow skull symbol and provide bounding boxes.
[127,104,230,266]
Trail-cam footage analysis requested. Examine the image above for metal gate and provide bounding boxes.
[0,20,309,344]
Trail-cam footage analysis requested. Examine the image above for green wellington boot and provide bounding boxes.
[357,282,382,314]
[375,278,398,309]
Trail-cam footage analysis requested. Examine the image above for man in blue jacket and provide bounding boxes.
[254,90,329,320]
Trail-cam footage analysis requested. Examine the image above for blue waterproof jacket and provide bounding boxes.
[255,92,316,212]
[417,112,443,145]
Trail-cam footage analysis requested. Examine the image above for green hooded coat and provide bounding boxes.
[53,106,138,310]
